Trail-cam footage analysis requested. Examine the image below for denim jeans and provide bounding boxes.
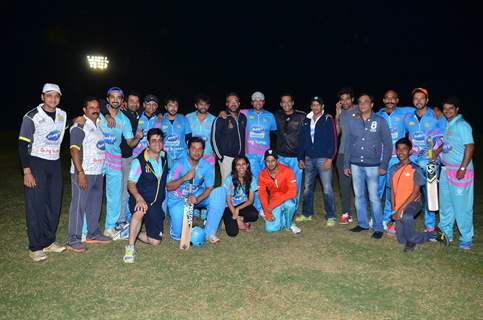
[351,164,384,232]
[302,157,336,219]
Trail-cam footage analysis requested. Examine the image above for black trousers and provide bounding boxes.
[24,157,63,251]
[395,201,432,245]
[222,204,259,237]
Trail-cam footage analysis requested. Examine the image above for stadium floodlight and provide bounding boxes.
[87,55,109,70]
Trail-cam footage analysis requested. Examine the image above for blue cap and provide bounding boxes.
[107,87,124,97]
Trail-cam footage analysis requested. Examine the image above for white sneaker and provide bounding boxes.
[290,224,301,234]
[259,210,265,219]
[104,228,121,240]
[383,220,388,231]
[81,234,87,243]
[368,218,373,229]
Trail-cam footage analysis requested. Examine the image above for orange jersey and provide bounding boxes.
[390,162,425,210]
[258,163,297,219]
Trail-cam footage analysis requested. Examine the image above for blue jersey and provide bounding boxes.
[132,112,162,157]
[404,108,446,162]
[186,112,215,156]
[242,109,277,156]
[159,114,192,160]
[167,157,214,201]
[442,115,474,169]
[376,106,415,157]
[223,175,258,206]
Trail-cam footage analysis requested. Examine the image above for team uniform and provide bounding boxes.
[186,112,216,170]
[376,106,415,223]
[68,117,106,245]
[166,157,226,240]
[439,115,474,247]
[242,109,277,211]
[159,114,192,168]
[98,112,134,231]
[258,163,297,232]
[19,104,67,251]
[128,149,168,240]
[404,108,446,230]
[222,175,259,236]
[132,112,162,158]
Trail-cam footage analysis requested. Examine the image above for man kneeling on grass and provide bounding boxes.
[258,149,301,234]
[388,138,449,253]
[123,128,168,263]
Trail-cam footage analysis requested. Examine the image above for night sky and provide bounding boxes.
[13,1,483,131]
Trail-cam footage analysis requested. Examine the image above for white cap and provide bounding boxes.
[42,83,62,96]
[251,91,265,101]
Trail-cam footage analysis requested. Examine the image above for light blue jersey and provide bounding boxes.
[186,112,215,156]
[167,157,214,202]
[376,106,415,157]
[224,175,258,206]
[242,109,277,156]
[159,114,192,161]
[132,112,162,157]
[442,115,474,169]
[98,112,134,170]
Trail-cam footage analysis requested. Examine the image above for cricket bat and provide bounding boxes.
[426,136,439,211]
[179,180,194,250]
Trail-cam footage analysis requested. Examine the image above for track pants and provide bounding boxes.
[279,156,303,211]
[395,201,432,245]
[246,154,265,211]
[265,199,296,233]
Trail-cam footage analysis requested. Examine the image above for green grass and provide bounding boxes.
[0,132,482,320]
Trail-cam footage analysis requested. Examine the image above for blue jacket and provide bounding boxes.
[343,112,392,170]
[297,113,337,161]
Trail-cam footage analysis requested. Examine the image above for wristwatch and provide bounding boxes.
[458,167,466,171]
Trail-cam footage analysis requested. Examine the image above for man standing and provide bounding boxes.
[243,91,277,211]
[344,93,392,239]
[99,87,143,238]
[375,90,415,232]
[334,88,358,224]
[439,97,475,250]
[274,94,305,211]
[404,88,446,232]
[159,96,192,168]
[132,94,162,158]
[211,92,247,183]
[166,137,226,243]
[186,94,216,173]
[296,96,338,226]
[67,97,111,252]
[19,83,67,261]
[258,149,300,233]
[123,128,168,263]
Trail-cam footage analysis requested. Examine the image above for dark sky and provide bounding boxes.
[13,1,483,131]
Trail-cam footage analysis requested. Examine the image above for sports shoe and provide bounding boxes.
[123,245,135,263]
[207,234,220,244]
[295,215,312,223]
[81,234,87,243]
[43,242,66,253]
[29,250,48,262]
[104,228,121,239]
[259,210,265,219]
[368,218,373,229]
[66,242,87,253]
[424,227,435,233]
[339,213,352,224]
[404,242,416,253]
[290,224,301,234]
[114,221,128,232]
[432,230,450,247]
[386,224,396,236]
[458,241,472,250]
[372,231,384,239]
[326,218,336,227]
[119,227,130,240]
[350,226,369,232]
[113,223,130,240]
[85,234,112,244]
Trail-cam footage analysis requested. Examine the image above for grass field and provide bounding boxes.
[0,132,481,320]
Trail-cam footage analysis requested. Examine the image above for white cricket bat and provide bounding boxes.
[179,180,194,250]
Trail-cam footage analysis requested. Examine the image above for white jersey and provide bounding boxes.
[69,116,106,175]
[19,104,67,161]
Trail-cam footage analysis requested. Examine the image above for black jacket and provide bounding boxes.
[211,112,247,160]
[274,110,306,157]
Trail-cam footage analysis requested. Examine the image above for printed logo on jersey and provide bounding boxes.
[250,126,265,139]
[425,122,431,128]
[176,124,181,128]
[249,115,255,120]
[104,133,116,145]
[46,130,61,141]
[162,125,168,130]
[409,121,416,126]
[412,131,425,145]
[390,127,398,140]
[166,134,180,146]
[395,117,401,122]
[56,115,65,122]
[96,140,106,151]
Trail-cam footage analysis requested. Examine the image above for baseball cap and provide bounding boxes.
[411,87,429,98]
[42,83,62,95]
[144,94,159,104]
[251,91,265,101]
[311,96,324,104]
[107,87,124,97]
[264,149,278,160]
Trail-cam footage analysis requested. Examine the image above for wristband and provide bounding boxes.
[458,167,466,171]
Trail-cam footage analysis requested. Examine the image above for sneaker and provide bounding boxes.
[371,231,384,239]
[207,234,220,244]
[119,227,130,240]
[43,242,66,253]
[259,210,265,219]
[85,234,112,244]
[404,242,416,253]
[326,218,336,227]
[424,227,435,233]
[81,234,87,243]
[114,221,128,232]
[123,245,136,263]
[350,226,369,232]
[114,223,130,240]
[386,224,396,236]
[433,231,450,247]
[383,220,389,231]
[29,250,48,262]
[368,218,373,229]
[458,241,472,250]
[290,224,302,234]
[339,213,351,224]
[104,228,121,239]
[295,215,312,223]
[66,242,86,253]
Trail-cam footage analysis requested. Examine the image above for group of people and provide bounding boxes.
[19,83,475,263]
